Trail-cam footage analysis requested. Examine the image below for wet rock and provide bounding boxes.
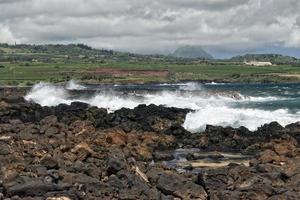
[255,121,285,139]
[108,104,191,133]
[285,122,300,143]
[164,124,191,138]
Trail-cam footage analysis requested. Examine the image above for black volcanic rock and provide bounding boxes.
[1,90,300,199]
[107,150,127,175]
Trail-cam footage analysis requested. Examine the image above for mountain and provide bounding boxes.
[230,54,300,65]
[171,45,214,59]
[0,43,173,63]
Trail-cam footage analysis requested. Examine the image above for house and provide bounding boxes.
[244,61,273,66]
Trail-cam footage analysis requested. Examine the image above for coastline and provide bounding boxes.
[1,77,300,88]
[1,89,300,199]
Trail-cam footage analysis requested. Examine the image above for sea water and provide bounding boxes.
[25,80,300,132]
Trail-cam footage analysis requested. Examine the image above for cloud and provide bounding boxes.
[0,24,19,44]
[0,0,299,57]
[286,30,300,48]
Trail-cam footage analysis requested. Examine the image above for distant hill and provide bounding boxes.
[0,43,176,63]
[230,54,300,65]
[171,45,213,60]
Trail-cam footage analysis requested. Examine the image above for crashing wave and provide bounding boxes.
[66,80,86,90]
[24,82,300,132]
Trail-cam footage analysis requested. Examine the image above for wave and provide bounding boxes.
[179,82,204,91]
[158,82,205,91]
[158,83,187,86]
[66,80,86,90]
[25,82,235,111]
[183,106,300,132]
[205,82,226,85]
[242,96,287,102]
[25,82,300,132]
[25,82,72,106]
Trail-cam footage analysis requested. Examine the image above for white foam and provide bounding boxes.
[158,83,188,86]
[183,106,300,132]
[25,82,72,106]
[205,82,226,85]
[242,96,286,102]
[88,93,141,111]
[25,82,300,132]
[66,80,86,90]
[179,82,204,91]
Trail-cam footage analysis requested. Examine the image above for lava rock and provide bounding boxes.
[107,150,127,176]
[0,142,10,155]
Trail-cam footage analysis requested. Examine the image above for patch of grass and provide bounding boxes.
[1,61,300,85]
[1,43,300,85]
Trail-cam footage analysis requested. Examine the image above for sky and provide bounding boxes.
[0,0,300,58]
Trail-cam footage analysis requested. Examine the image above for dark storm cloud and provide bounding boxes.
[0,0,299,57]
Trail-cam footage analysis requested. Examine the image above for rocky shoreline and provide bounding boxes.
[1,90,300,199]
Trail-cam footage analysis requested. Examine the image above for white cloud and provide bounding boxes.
[0,0,299,56]
[286,29,300,48]
[0,24,19,44]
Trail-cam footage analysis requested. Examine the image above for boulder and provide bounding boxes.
[147,168,207,199]
[6,179,66,197]
[107,150,127,175]
[0,142,10,155]
[40,154,59,169]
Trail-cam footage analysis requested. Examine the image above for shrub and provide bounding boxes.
[231,73,241,79]
[25,81,34,86]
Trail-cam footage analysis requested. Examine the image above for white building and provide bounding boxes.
[244,61,273,66]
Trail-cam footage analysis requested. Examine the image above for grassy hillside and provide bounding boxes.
[1,43,300,85]
[170,45,213,59]
[230,54,300,65]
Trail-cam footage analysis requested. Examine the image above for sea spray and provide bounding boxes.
[25,82,300,131]
[183,107,300,132]
[179,82,204,91]
[25,82,72,106]
[66,80,86,90]
[88,93,141,111]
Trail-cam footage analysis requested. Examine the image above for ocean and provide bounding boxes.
[25,80,300,132]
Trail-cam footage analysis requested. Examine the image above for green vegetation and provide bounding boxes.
[170,45,213,59]
[230,54,300,65]
[0,43,300,86]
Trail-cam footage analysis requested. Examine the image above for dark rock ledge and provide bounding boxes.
[1,95,300,199]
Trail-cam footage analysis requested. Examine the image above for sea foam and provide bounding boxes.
[25,82,300,132]
[66,80,86,90]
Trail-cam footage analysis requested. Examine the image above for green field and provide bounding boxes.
[1,44,300,85]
